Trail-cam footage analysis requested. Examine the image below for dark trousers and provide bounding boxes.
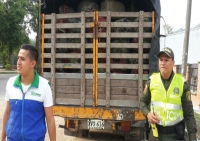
[149,130,186,141]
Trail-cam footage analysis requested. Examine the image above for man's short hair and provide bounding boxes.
[20,44,38,63]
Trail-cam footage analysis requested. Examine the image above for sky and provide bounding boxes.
[29,0,200,39]
[160,0,200,34]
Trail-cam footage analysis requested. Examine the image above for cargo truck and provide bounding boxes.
[38,0,161,140]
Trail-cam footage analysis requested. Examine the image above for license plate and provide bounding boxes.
[88,119,105,129]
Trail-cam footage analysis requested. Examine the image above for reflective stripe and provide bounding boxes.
[158,117,184,126]
[151,101,182,110]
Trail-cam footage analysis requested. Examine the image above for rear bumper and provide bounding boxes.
[53,105,145,121]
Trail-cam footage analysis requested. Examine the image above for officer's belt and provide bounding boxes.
[156,124,176,134]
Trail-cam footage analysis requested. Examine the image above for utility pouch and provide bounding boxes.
[175,122,185,140]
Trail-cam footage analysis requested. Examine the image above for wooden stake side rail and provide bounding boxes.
[42,11,154,108]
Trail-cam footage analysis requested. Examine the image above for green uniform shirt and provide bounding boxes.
[140,71,197,140]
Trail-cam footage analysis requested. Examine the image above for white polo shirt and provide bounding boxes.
[5,71,53,107]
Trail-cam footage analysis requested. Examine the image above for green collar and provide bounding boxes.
[13,71,39,90]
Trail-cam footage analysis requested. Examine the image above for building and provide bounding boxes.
[160,27,200,65]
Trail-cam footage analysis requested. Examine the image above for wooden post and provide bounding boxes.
[106,11,111,108]
[181,0,192,77]
[51,13,56,105]
[197,62,200,107]
[138,11,144,107]
[186,64,191,85]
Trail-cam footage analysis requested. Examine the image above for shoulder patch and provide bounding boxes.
[186,91,191,101]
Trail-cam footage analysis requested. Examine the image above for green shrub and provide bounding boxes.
[5,64,11,70]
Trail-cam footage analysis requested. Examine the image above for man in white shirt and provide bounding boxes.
[1,44,56,141]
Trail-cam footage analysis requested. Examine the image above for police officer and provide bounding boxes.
[140,47,197,141]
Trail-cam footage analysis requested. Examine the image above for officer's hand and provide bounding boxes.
[147,112,160,124]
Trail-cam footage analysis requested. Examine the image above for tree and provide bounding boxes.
[163,24,174,35]
[0,0,38,66]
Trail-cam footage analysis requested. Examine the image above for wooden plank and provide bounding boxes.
[109,64,149,69]
[110,33,152,38]
[44,33,93,38]
[44,53,149,59]
[45,53,81,58]
[110,95,137,100]
[55,98,139,107]
[95,33,153,38]
[110,22,152,28]
[56,86,81,93]
[44,72,149,80]
[85,79,105,86]
[94,22,152,28]
[56,23,81,28]
[55,79,138,87]
[55,12,93,19]
[44,63,93,69]
[56,93,138,101]
[44,43,82,48]
[110,87,137,95]
[89,43,151,49]
[56,13,81,18]
[44,43,93,49]
[110,53,147,58]
[44,63,148,69]
[44,12,152,21]
[56,93,106,99]
[55,79,105,87]
[56,98,80,105]
[110,43,151,48]
[56,86,137,95]
[48,20,152,29]
[110,12,151,17]
[97,12,107,17]
[110,80,138,87]
[56,85,106,94]
[56,78,81,86]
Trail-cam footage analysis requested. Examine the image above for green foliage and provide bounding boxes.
[0,0,38,65]
[0,45,9,66]
[30,38,36,46]
[163,24,174,35]
[5,64,11,70]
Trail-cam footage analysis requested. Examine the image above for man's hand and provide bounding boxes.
[147,112,160,124]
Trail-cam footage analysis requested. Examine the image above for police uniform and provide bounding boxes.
[140,71,197,141]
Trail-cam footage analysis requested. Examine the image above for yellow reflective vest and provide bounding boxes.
[150,73,184,126]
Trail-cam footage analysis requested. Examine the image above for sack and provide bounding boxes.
[175,121,185,140]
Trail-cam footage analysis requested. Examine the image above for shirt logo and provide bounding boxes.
[31,91,41,97]
[173,87,179,95]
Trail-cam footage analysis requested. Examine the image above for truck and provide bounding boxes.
[38,0,161,140]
